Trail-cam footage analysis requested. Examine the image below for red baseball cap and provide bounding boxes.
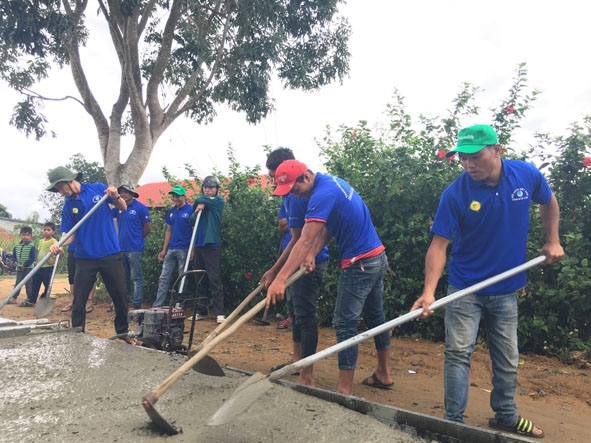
[272,160,308,196]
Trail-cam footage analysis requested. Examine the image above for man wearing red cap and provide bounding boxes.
[268,160,393,395]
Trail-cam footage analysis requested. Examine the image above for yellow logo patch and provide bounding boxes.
[73,208,79,214]
[470,201,481,212]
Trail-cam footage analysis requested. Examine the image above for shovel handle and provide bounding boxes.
[0,194,110,309]
[145,267,307,402]
[179,211,201,293]
[271,256,547,380]
[46,253,61,299]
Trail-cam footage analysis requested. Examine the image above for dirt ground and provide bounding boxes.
[2,275,590,442]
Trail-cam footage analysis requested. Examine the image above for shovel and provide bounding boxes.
[142,266,307,435]
[208,256,547,426]
[0,194,110,311]
[179,211,201,293]
[34,253,61,318]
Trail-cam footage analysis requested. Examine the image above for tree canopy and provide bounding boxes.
[0,0,350,185]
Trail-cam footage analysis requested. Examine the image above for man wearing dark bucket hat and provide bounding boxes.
[113,183,152,310]
[47,166,132,341]
[411,124,564,438]
[267,160,392,396]
[152,185,193,308]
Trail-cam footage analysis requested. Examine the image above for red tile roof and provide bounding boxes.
[136,175,274,209]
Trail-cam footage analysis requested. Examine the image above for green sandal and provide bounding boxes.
[489,416,544,439]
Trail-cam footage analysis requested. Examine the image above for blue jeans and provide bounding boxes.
[121,251,144,308]
[444,287,519,425]
[153,249,188,307]
[291,260,328,358]
[333,252,390,370]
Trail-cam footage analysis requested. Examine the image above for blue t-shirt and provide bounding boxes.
[285,193,329,263]
[60,183,120,259]
[278,198,292,250]
[113,199,152,252]
[431,159,552,295]
[166,203,193,250]
[305,173,382,260]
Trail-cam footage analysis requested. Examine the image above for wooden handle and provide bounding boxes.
[148,267,307,400]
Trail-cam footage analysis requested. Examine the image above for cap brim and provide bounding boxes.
[47,172,82,192]
[272,183,294,196]
[446,145,487,158]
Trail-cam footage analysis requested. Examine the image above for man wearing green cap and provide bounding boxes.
[153,185,193,307]
[411,124,564,438]
[46,166,131,340]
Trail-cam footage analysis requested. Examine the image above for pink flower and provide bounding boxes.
[584,157,591,168]
[398,185,404,190]
[447,155,455,162]
[437,149,446,159]
[244,272,252,281]
[506,105,515,114]
[350,131,357,141]
[247,178,254,185]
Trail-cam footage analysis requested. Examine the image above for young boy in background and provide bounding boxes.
[28,222,59,305]
[11,226,37,306]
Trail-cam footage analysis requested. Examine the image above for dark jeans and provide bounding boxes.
[13,268,33,300]
[291,260,328,359]
[333,252,390,370]
[30,266,53,303]
[194,246,224,316]
[121,251,144,308]
[73,253,128,334]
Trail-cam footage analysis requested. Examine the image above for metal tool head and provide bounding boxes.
[207,372,272,426]
[142,394,179,435]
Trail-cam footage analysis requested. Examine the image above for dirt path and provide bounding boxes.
[2,275,589,442]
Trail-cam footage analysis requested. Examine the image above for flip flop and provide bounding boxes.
[489,416,544,439]
[61,305,72,312]
[85,304,94,313]
[18,301,35,307]
[361,372,394,390]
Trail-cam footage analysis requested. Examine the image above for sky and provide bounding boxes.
[2,1,590,221]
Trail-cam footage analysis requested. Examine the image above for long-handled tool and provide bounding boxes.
[142,267,307,435]
[208,256,547,426]
[34,253,61,318]
[179,211,201,294]
[0,194,110,311]
[190,281,266,376]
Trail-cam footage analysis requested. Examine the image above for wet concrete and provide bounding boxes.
[0,330,427,442]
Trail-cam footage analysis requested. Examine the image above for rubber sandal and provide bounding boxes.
[18,301,35,307]
[8,298,17,304]
[61,305,72,312]
[276,318,291,329]
[489,416,544,439]
[270,363,300,376]
[361,372,394,390]
[106,303,114,312]
[85,304,94,313]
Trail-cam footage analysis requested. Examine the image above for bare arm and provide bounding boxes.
[410,234,449,317]
[158,225,172,261]
[266,221,325,305]
[143,221,152,238]
[539,195,564,264]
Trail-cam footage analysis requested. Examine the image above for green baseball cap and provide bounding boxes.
[169,185,187,196]
[446,124,499,158]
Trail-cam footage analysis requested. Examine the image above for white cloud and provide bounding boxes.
[1,1,590,220]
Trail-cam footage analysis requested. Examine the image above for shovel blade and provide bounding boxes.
[142,395,179,435]
[208,372,273,426]
[192,354,226,377]
[34,297,56,318]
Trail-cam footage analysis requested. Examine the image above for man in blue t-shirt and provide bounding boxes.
[411,124,564,439]
[47,166,130,339]
[113,183,152,310]
[152,185,193,307]
[261,148,329,387]
[268,160,392,396]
